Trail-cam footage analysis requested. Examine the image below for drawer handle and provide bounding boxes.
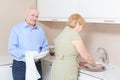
[104,20,115,22]
[51,19,58,21]
[49,64,52,66]
[10,66,12,68]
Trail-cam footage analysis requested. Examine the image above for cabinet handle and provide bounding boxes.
[51,19,58,21]
[104,20,115,22]
[10,66,12,68]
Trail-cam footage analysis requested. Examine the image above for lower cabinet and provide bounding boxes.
[79,72,102,80]
[41,60,52,80]
[0,64,13,80]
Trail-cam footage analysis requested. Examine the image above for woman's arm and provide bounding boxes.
[72,39,97,66]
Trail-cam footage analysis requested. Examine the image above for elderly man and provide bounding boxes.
[8,7,49,80]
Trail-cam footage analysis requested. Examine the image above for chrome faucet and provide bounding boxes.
[97,48,109,64]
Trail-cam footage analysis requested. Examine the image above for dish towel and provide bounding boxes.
[25,51,49,80]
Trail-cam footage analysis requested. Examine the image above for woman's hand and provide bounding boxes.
[94,63,103,67]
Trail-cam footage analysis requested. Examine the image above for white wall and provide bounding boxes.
[83,23,120,66]
[0,0,36,56]
[38,22,66,45]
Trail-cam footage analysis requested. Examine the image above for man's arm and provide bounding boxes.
[8,27,25,59]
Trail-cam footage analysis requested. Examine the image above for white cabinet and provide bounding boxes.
[0,65,13,80]
[79,72,102,80]
[41,60,52,80]
[37,0,77,21]
[37,0,120,23]
[77,0,120,23]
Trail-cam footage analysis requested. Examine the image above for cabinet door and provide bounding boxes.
[78,0,120,23]
[79,72,102,80]
[41,60,52,80]
[0,65,13,80]
[37,0,77,21]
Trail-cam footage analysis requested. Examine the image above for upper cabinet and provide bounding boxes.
[37,0,120,23]
[37,0,78,21]
[77,0,120,23]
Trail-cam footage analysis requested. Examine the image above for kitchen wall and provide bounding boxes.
[82,23,120,66]
[38,22,66,45]
[0,0,36,56]
[38,22,120,66]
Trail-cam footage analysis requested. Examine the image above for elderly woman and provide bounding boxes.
[51,13,101,80]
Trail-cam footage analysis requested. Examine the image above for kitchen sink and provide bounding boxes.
[79,61,118,72]
[79,64,120,80]
[80,62,105,72]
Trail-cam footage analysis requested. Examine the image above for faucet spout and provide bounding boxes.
[97,48,109,64]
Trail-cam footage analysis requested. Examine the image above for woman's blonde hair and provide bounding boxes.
[67,13,86,28]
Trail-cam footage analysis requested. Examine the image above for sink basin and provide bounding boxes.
[79,62,105,72]
[79,64,120,80]
[79,60,120,72]
[79,63,120,80]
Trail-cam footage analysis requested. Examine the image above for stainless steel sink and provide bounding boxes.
[79,62,105,72]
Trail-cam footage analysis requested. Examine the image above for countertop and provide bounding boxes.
[0,55,12,66]
[42,55,120,80]
[80,65,120,80]
[41,54,55,63]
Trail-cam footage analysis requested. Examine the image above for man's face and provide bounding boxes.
[26,9,39,27]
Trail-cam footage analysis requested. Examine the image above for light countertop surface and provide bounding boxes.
[80,65,120,80]
[0,55,12,66]
[41,54,55,63]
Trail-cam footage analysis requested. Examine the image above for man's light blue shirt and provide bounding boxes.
[8,21,49,62]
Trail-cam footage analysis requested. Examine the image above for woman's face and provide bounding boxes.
[74,22,84,33]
